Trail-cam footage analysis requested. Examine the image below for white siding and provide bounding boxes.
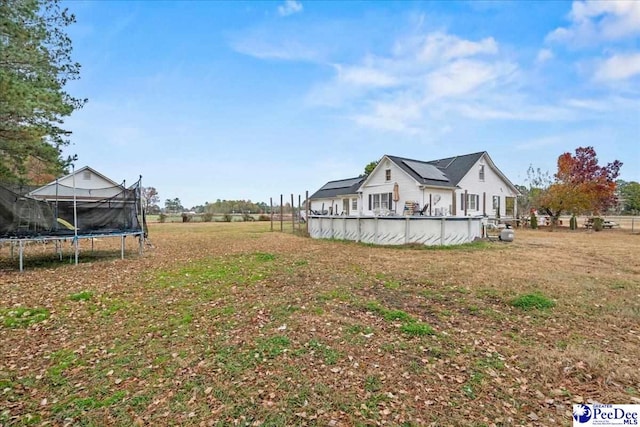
[360,157,421,215]
[455,154,518,218]
[310,195,358,215]
[360,157,458,216]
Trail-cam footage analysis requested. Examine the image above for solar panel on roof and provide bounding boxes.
[321,178,362,190]
[403,160,449,182]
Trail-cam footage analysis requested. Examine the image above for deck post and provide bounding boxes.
[405,217,410,244]
[19,240,24,272]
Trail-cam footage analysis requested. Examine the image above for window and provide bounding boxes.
[505,197,515,216]
[343,199,350,214]
[385,169,391,181]
[479,165,485,181]
[369,193,392,211]
[462,193,479,211]
[352,198,357,210]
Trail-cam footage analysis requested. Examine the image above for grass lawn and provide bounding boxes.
[0,222,639,426]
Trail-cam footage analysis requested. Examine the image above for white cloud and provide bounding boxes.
[278,0,303,17]
[420,33,498,63]
[547,0,640,45]
[454,103,575,122]
[230,38,320,62]
[352,98,423,135]
[425,60,514,100]
[536,48,554,64]
[308,31,518,134]
[594,52,640,81]
[337,65,398,87]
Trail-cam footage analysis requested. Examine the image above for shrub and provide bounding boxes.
[258,214,271,221]
[158,213,166,223]
[570,215,578,230]
[592,217,604,231]
[242,213,254,222]
[222,213,232,222]
[530,213,538,229]
[202,212,213,222]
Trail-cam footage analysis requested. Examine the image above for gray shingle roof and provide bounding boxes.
[309,177,364,200]
[386,151,485,188]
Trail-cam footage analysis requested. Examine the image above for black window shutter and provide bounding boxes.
[389,192,393,210]
[368,194,372,210]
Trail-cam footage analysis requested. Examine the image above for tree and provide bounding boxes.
[516,165,552,218]
[141,187,160,211]
[618,180,640,214]
[361,160,379,177]
[538,146,622,223]
[0,0,86,183]
[164,198,183,213]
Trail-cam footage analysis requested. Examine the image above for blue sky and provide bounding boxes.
[63,0,639,208]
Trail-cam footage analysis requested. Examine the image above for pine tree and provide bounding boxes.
[0,0,86,183]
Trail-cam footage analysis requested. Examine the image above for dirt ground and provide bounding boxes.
[1,223,639,426]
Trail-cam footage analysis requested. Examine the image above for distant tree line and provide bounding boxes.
[203,200,269,215]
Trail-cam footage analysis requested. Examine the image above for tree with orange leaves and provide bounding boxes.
[538,147,622,224]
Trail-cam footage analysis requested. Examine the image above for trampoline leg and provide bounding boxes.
[19,240,24,272]
[121,235,125,260]
[138,233,143,255]
[91,238,94,253]
[74,238,78,265]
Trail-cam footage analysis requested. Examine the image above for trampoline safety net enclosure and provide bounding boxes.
[0,175,145,271]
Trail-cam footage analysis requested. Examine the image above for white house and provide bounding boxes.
[308,177,365,215]
[310,151,520,219]
[28,166,126,202]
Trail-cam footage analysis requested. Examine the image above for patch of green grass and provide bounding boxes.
[383,309,414,322]
[318,288,353,302]
[346,324,374,336]
[461,371,486,399]
[510,292,555,310]
[476,353,505,371]
[366,301,413,322]
[215,345,251,375]
[366,301,436,337]
[400,322,435,336]
[47,349,79,386]
[69,291,93,302]
[0,307,50,328]
[101,299,127,317]
[255,335,290,360]
[383,279,402,290]
[364,375,382,392]
[254,252,276,262]
[308,339,341,365]
[210,305,235,317]
[421,289,447,301]
[272,304,300,320]
[609,280,631,290]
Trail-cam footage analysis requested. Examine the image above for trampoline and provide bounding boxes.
[0,171,146,271]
